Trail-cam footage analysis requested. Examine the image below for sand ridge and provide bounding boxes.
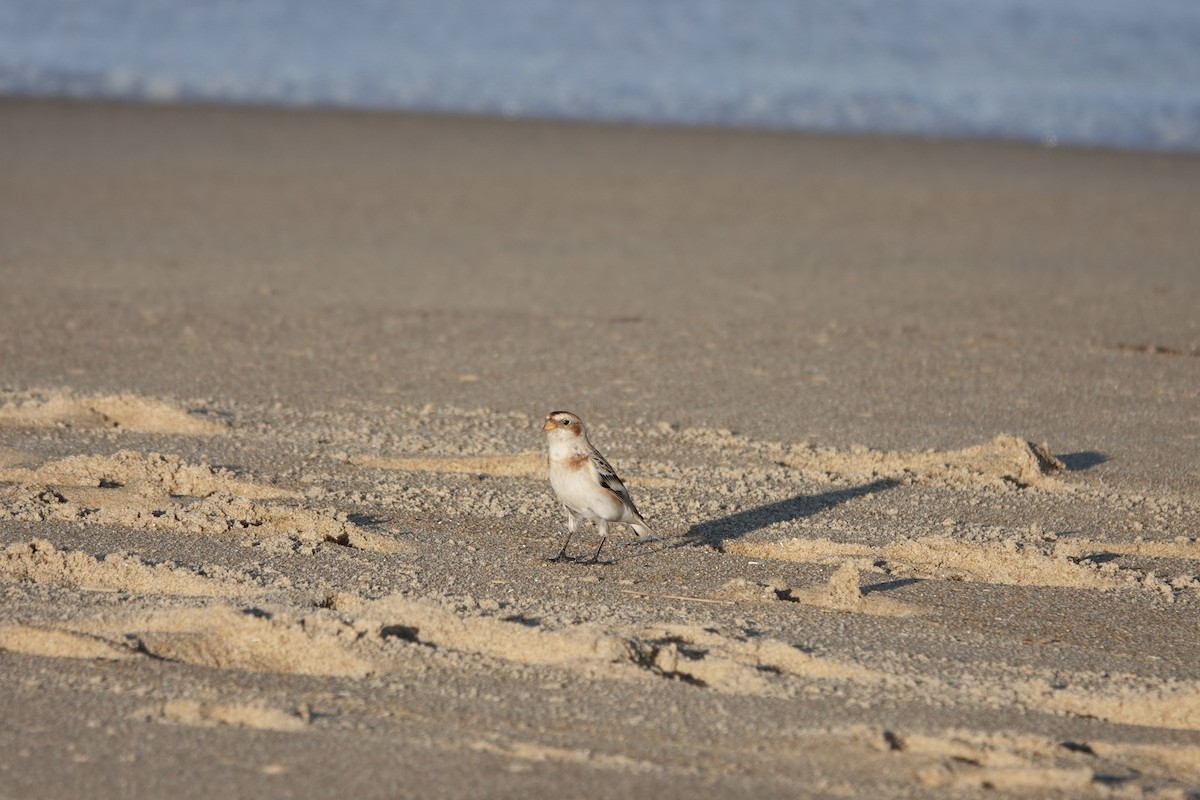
[0,624,136,661]
[1023,678,1200,732]
[727,533,1200,596]
[0,449,295,500]
[0,447,404,553]
[1,538,263,596]
[141,699,309,732]
[0,389,225,436]
[779,434,1069,490]
[0,589,887,695]
[855,726,1200,792]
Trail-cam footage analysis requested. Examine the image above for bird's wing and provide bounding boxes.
[589,446,637,509]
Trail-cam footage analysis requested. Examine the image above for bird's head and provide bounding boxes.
[543,410,584,439]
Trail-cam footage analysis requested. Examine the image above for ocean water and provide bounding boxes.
[1,0,1198,152]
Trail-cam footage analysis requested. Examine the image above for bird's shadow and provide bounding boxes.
[680,478,897,549]
[861,577,922,595]
[659,449,1104,553]
[1057,451,1108,472]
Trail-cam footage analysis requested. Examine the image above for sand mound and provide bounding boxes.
[115,606,376,677]
[782,434,1066,489]
[357,594,633,666]
[3,606,374,677]
[0,451,403,553]
[5,594,886,695]
[0,625,135,661]
[1026,679,1200,731]
[730,535,1128,589]
[0,390,225,435]
[0,449,291,499]
[344,594,884,695]
[1,539,260,596]
[874,729,1095,791]
[867,725,1200,789]
[143,699,308,732]
[791,561,922,617]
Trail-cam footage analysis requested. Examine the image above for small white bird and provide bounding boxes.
[543,410,654,562]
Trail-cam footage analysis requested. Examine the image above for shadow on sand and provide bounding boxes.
[680,478,897,549]
[1056,451,1108,472]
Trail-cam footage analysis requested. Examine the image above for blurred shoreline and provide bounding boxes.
[3,0,1199,154]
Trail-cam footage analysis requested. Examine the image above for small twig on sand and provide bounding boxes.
[620,589,734,605]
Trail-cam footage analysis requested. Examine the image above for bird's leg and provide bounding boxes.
[550,507,579,562]
[551,533,573,562]
[587,519,609,563]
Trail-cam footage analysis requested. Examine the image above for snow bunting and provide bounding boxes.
[543,410,654,562]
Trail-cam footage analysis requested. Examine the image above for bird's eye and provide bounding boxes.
[561,420,569,426]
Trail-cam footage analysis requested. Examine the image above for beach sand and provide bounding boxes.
[1,98,1198,798]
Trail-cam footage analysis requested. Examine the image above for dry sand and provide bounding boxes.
[1,98,1199,798]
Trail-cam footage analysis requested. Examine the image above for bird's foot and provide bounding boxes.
[582,538,609,564]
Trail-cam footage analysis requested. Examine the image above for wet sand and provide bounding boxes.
[1,98,1199,798]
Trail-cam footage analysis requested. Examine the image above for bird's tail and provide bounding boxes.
[630,517,655,538]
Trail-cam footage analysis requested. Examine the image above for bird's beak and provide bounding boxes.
[542,418,556,432]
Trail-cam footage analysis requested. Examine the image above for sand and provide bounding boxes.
[1,97,1199,798]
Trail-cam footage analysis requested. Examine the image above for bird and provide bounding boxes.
[543,410,654,562]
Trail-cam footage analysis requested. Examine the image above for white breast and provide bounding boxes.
[549,459,624,521]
